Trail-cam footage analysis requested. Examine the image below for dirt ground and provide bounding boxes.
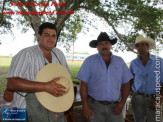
[0,69,134,122]
[73,108,134,122]
[0,94,134,122]
[73,104,134,122]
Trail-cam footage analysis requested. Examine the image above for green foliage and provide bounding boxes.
[0,0,162,52]
[117,1,162,37]
[58,14,83,51]
[68,61,83,82]
[0,1,14,34]
[82,0,163,51]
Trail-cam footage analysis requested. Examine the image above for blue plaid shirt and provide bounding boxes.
[130,54,163,94]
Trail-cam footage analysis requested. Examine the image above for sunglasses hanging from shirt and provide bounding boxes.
[43,50,62,65]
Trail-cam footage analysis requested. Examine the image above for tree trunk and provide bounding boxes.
[72,41,75,62]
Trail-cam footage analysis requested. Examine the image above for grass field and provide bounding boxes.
[0,56,130,94]
[67,61,83,83]
[0,56,12,93]
[0,56,83,94]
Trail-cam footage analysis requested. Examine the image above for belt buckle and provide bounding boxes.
[136,92,151,97]
[100,101,110,105]
[144,93,154,97]
[103,101,110,105]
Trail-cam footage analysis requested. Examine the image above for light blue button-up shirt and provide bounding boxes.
[77,53,133,102]
[130,54,163,94]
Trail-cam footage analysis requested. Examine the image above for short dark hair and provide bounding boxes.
[38,22,57,35]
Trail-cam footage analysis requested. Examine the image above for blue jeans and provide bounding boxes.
[132,94,162,122]
[87,97,124,122]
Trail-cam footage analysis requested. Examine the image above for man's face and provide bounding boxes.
[38,28,57,51]
[135,42,149,56]
[97,41,112,56]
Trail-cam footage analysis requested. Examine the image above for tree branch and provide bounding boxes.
[2,0,6,13]
[42,0,51,12]
[104,17,137,53]
[79,5,137,53]
[17,5,41,36]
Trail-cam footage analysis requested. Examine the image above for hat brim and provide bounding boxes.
[89,40,97,48]
[89,39,117,48]
[35,63,74,112]
[129,40,155,49]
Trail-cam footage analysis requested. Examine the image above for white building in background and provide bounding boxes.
[65,54,89,61]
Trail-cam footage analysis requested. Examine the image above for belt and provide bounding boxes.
[88,95,118,105]
[134,92,155,98]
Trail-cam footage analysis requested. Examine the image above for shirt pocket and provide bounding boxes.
[109,66,122,89]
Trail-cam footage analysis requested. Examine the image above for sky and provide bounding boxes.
[0,0,162,64]
[0,26,137,63]
[0,20,162,63]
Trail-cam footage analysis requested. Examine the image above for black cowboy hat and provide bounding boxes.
[89,32,117,48]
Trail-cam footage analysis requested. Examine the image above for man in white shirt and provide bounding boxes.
[6,22,70,122]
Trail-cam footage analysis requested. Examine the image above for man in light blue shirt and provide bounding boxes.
[77,32,133,122]
[130,35,163,122]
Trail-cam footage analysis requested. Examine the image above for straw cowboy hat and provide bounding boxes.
[89,32,117,48]
[35,63,74,112]
[130,35,155,49]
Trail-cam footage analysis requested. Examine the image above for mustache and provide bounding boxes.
[102,48,108,51]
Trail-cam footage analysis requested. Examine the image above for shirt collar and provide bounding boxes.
[98,52,113,57]
[137,53,154,63]
[149,54,155,61]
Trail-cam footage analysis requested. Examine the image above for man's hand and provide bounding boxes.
[82,105,94,120]
[150,97,163,111]
[150,99,156,110]
[113,102,125,115]
[45,77,66,97]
